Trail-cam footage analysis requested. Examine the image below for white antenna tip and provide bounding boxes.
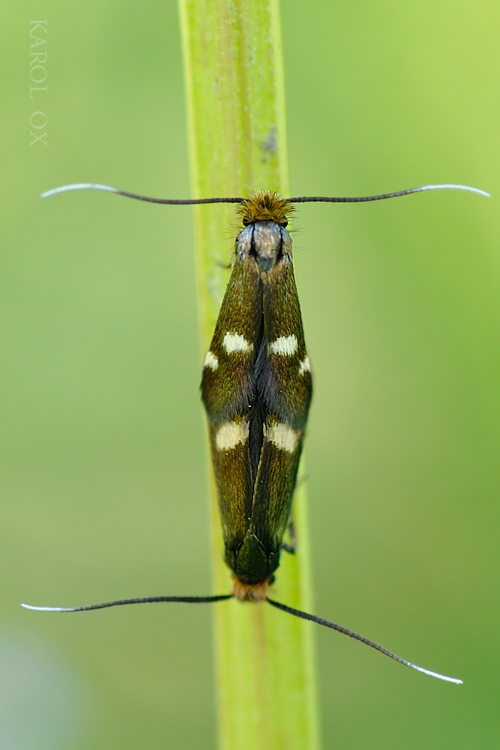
[41,183,119,199]
[423,183,490,198]
[412,663,463,684]
[21,602,69,612]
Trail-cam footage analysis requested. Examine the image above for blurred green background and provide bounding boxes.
[3,1,499,748]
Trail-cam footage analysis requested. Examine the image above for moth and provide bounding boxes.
[23,180,489,683]
[200,191,311,602]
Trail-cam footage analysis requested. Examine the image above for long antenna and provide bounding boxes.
[288,184,490,202]
[41,183,245,205]
[266,598,462,684]
[21,593,233,612]
[41,182,490,204]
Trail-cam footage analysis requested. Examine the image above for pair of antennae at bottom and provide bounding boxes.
[21,594,462,685]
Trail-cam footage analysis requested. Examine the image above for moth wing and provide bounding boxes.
[250,413,304,557]
[201,255,263,555]
[259,261,312,430]
[250,259,312,561]
[201,258,262,424]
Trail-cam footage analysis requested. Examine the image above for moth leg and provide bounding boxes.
[281,514,297,555]
[281,472,309,554]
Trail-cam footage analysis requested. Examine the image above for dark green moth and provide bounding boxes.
[200,192,311,600]
[23,180,489,682]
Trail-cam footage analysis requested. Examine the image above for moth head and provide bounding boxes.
[238,191,293,227]
[232,577,271,602]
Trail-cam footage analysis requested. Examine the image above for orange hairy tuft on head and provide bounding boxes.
[232,578,270,602]
[238,191,293,226]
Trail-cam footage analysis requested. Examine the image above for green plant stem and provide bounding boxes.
[178,2,321,748]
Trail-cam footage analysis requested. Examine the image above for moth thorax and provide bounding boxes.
[253,221,285,270]
[232,578,270,602]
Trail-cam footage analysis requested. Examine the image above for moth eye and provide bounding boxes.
[281,221,288,228]
[242,218,250,226]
